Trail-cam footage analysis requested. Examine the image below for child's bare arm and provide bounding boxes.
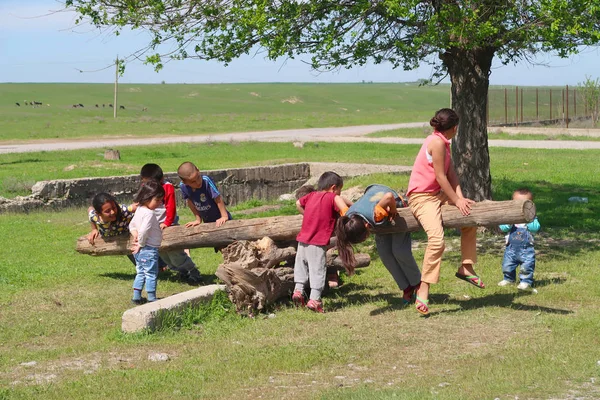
[185,199,203,227]
[214,195,229,227]
[130,230,140,254]
[296,199,305,215]
[430,139,473,215]
[87,222,100,245]
[334,195,349,213]
[340,196,353,207]
[87,207,99,244]
[376,192,398,220]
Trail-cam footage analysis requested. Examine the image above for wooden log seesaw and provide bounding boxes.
[76,199,535,313]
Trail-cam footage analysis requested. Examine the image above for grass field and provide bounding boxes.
[0,83,450,141]
[367,127,600,141]
[1,139,600,399]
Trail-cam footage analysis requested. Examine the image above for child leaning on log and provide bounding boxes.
[293,172,353,313]
[295,184,342,290]
[177,162,232,228]
[407,108,484,316]
[335,184,422,305]
[140,163,202,285]
[87,192,138,266]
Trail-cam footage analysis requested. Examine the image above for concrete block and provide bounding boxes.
[121,284,226,333]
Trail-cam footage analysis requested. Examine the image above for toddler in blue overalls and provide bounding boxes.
[498,188,541,290]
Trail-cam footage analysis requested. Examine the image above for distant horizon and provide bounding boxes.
[0,81,582,88]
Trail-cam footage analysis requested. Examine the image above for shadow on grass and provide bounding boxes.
[323,277,572,316]
[362,290,573,317]
[428,291,573,316]
[99,271,220,286]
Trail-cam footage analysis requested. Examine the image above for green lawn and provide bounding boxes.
[367,127,600,141]
[0,83,449,141]
[1,142,600,399]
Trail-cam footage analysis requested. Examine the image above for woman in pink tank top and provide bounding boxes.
[407,108,485,316]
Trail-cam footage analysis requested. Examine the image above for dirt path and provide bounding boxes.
[1,123,600,154]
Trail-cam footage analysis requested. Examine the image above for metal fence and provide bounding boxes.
[488,86,597,128]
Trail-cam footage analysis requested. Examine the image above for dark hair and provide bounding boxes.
[140,163,163,182]
[430,108,459,132]
[514,187,533,199]
[295,184,316,200]
[134,180,165,206]
[91,192,122,220]
[334,214,370,272]
[317,171,343,191]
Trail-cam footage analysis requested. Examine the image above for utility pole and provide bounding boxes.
[113,56,119,119]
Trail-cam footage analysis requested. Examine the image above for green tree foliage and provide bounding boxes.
[66,0,600,199]
[578,75,600,127]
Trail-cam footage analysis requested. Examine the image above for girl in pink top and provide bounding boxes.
[407,108,484,316]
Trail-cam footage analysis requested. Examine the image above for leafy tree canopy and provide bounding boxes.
[65,0,600,200]
[65,0,600,75]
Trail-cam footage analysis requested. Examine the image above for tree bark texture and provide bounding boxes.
[76,199,535,256]
[443,46,496,201]
[215,237,370,314]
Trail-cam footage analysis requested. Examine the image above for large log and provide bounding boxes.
[76,199,535,255]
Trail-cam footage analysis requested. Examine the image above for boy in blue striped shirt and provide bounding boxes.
[177,162,232,228]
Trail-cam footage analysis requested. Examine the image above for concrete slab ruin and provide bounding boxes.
[0,162,412,213]
[121,284,226,333]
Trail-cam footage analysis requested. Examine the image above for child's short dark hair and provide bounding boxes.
[295,185,316,200]
[92,192,121,217]
[134,180,165,205]
[430,108,460,132]
[514,187,533,199]
[317,171,343,191]
[140,163,163,182]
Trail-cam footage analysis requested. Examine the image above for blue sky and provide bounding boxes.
[2,0,600,85]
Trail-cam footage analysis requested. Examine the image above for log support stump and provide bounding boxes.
[215,237,370,315]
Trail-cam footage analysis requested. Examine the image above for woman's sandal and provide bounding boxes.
[455,272,486,288]
[415,295,430,316]
[402,285,417,305]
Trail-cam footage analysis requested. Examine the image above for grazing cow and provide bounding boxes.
[142,107,148,111]
[78,103,84,107]
[24,101,29,106]
[119,105,125,110]
[72,104,79,108]
[109,104,113,108]
[15,102,20,107]
[95,104,99,108]
[102,104,105,108]
[33,101,42,106]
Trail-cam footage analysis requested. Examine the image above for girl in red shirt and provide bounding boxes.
[293,172,352,313]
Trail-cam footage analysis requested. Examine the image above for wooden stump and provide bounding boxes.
[104,149,120,160]
[215,237,370,314]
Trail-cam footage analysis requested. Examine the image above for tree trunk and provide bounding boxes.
[76,199,535,256]
[443,46,496,201]
[215,238,370,314]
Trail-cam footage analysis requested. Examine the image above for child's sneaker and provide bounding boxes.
[306,299,324,313]
[292,290,306,307]
[517,282,531,290]
[497,279,514,287]
[187,270,203,285]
